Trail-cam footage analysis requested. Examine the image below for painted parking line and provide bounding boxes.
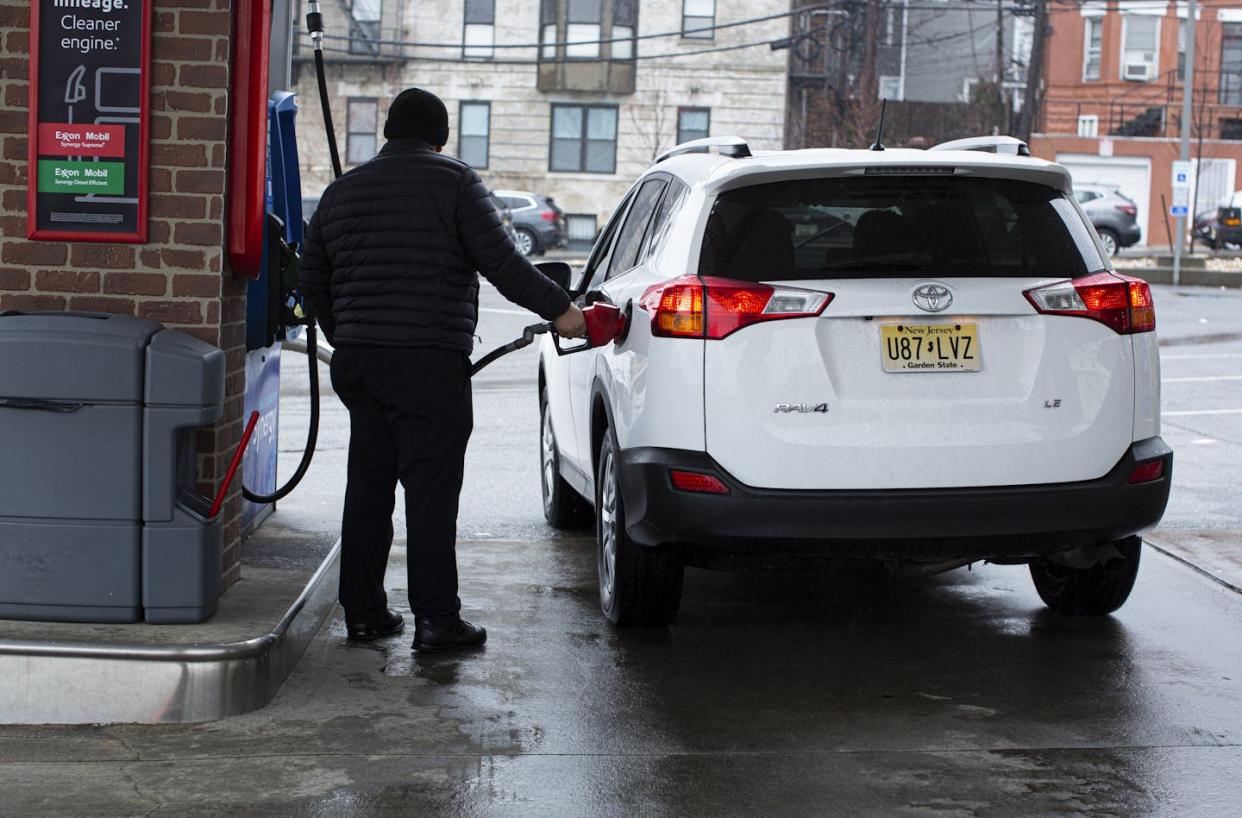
[1164,408,1242,417]
[1163,375,1242,383]
[1162,353,1242,360]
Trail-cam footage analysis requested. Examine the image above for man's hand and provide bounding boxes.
[554,304,587,339]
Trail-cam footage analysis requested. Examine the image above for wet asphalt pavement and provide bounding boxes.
[2,284,1242,816]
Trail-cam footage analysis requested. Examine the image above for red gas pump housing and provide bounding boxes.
[227,0,272,280]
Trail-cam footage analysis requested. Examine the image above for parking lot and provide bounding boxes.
[1,284,1240,816]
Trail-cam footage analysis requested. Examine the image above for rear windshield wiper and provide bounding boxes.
[819,252,931,272]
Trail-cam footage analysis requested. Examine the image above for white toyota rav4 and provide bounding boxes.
[536,135,1172,626]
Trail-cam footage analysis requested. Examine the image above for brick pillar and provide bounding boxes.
[0,0,247,588]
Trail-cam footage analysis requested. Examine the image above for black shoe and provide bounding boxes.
[412,616,487,653]
[346,609,405,642]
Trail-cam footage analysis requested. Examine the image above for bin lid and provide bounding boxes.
[145,329,225,407]
[0,312,161,402]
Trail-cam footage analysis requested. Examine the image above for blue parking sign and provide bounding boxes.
[1171,204,1189,217]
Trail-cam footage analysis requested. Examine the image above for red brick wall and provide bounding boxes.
[0,0,247,587]
[1042,1,1242,139]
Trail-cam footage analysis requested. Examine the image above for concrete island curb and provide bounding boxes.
[0,541,341,725]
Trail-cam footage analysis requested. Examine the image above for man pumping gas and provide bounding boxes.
[299,87,587,653]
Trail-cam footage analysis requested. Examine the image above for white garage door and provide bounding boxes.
[1056,154,1152,248]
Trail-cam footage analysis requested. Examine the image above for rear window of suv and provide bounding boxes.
[698,175,1106,281]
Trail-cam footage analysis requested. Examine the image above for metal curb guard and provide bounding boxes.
[0,542,340,725]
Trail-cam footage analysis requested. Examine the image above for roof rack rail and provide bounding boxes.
[654,136,752,165]
[929,135,1030,156]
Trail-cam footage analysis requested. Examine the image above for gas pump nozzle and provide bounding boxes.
[551,302,627,357]
[469,302,627,377]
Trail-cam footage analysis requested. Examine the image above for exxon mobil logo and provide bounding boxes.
[912,283,952,312]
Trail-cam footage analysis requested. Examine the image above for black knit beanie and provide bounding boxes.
[384,87,450,146]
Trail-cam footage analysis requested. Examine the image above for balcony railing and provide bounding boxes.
[1056,66,1242,139]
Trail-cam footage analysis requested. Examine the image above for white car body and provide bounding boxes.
[537,137,1172,623]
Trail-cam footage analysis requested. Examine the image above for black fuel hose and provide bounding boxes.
[241,6,338,506]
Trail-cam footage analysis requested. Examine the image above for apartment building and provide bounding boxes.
[1032,0,1242,247]
[292,0,790,242]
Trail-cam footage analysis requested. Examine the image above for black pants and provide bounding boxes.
[329,346,473,624]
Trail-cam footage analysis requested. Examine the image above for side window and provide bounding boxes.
[640,179,690,264]
[605,178,668,279]
[576,190,635,292]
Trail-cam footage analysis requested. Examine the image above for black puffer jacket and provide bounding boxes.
[299,138,570,353]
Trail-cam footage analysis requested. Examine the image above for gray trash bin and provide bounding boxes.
[0,311,225,624]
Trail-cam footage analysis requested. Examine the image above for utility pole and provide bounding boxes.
[859,0,882,105]
[1173,0,1197,286]
[996,0,1007,128]
[1016,0,1046,142]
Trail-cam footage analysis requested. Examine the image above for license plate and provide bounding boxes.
[881,323,980,372]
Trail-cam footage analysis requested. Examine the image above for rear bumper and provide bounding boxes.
[1119,223,1142,246]
[617,438,1173,562]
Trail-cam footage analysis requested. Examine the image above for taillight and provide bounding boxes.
[540,210,557,222]
[669,470,730,494]
[1024,272,1155,334]
[1114,203,1138,216]
[639,275,832,340]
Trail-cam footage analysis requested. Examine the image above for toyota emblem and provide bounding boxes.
[912,283,952,312]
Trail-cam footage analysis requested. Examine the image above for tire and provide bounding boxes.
[596,426,684,625]
[514,228,538,257]
[1097,228,1119,257]
[540,388,592,529]
[1029,536,1141,616]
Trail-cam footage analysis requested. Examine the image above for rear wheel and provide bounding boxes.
[540,388,592,529]
[514,228,537,257]
[596,427,683,625]
[1097,228,1119,257]
[1029,536,1141,616]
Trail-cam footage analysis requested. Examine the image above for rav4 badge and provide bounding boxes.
[774,403,830,414]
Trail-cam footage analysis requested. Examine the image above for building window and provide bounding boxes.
[541,0,635,61]
[677,107,710,144]
[1222,24,1242,104]
[541,0,557,59]
[1083,17,1102,81]
[1221,119,1242,140]
[550,104,617,174]
[1178,20,1186,83]
[458,102,490,168]
[464,0,495,59]
[1121,15,1160,81]
[566,0,603,59]
[878,75,903,101]
[613,0,636,60]
[346,98,378,164]
[1077,115,1100,137]
[683,0,714,39]
[883,6,901,46]
[348,0,382,55]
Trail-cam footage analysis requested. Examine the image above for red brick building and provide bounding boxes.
[1031,0,1242,247]
[0,0,248,587]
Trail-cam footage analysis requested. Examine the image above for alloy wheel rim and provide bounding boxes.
[541,408,555,514]
[599,450,618,608]
[1101,233,1117,256]
[517,231,534,255]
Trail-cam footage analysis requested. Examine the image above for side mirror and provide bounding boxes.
[535,261,573,292]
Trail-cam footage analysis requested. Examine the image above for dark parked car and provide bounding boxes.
[493,189,567,257]
[1073,184,1141,256]
[1193,203,1242,250]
